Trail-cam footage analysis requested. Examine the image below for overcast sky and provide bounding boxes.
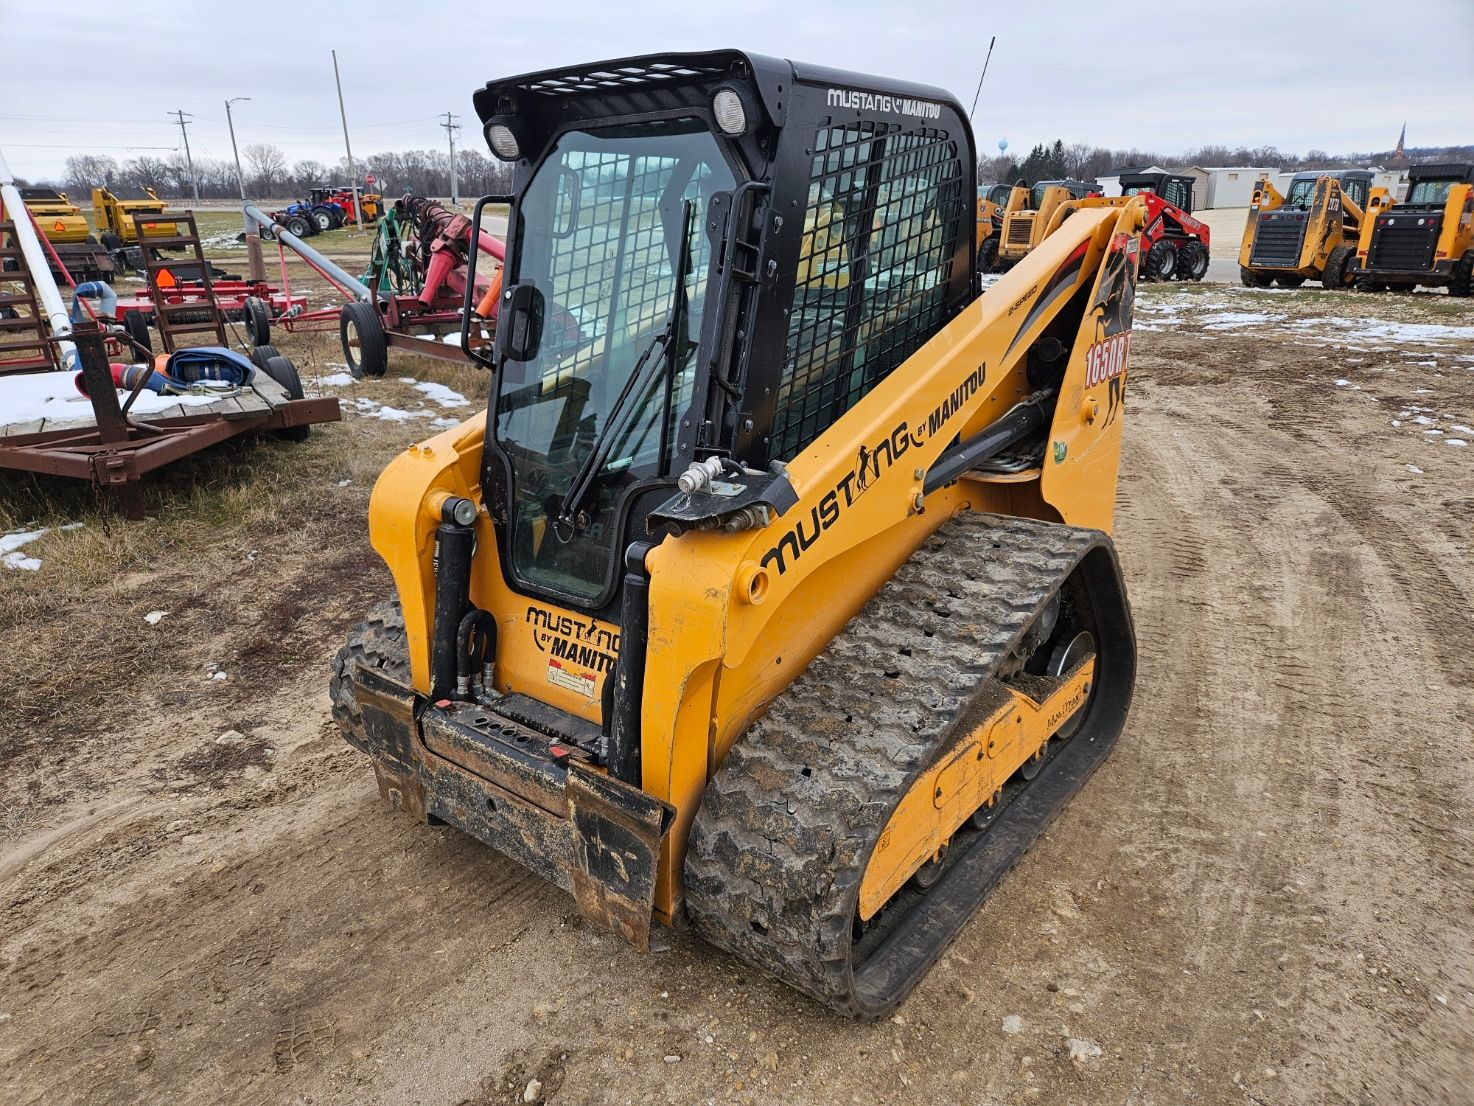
[2,0,1470,181]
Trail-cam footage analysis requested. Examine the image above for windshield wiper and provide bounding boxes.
[554,199,696,542]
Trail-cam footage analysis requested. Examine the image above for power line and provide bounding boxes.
[169,109,199,202]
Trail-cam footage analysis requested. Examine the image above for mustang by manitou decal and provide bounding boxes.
[826,88,942,120]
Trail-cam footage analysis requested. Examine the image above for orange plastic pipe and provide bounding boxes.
[475,266,503,319]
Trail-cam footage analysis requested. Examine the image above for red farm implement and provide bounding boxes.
[242,195,503,378]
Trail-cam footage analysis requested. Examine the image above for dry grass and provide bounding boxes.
[0,324,492,769]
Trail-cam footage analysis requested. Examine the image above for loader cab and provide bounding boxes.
[978,182,1012,207]
[472,49,974,610]
[1028,179,1094,208]
[1119,173,1194,213]
[1400,163,1474,209]
[1284,170,1372,210]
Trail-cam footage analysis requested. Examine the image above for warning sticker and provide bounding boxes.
[547,657,596,698]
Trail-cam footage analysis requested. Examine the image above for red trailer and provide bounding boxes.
[241,196,503,378]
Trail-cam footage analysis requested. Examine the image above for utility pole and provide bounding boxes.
[441,112,461,206]
[170,109,199,202]
[225,98,251,201]
[331,49,363,231]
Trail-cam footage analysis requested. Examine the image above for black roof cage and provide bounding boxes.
[1288,169,1373,182]
[1408,162,1474,182]
[516,59,731,97]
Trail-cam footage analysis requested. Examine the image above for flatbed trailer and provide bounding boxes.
[0,322,340,519]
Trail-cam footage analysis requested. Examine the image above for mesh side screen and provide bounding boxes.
[771,123,963,460]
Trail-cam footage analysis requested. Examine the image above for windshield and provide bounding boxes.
[1286,180,1317,207]
[1408,178,1457,205]
[495,119,736,602]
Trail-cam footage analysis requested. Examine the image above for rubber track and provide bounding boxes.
[684,511,1106,1017]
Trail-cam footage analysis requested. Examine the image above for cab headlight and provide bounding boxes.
[487,123,521,161]
[712,88,748,136]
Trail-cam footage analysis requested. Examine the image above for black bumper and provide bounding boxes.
[348,664,674,948]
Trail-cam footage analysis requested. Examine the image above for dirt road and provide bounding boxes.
[3,285,1472,1105]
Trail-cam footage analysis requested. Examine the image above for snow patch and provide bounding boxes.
[1,522,82,571]
[0,371,218,429]
[398,377,469,407]
[1200,311,1282,331]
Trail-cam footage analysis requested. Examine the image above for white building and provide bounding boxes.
[1272,166,1408,201]
[1170,166,1279,209]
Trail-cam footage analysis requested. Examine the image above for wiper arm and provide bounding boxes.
[555,199,695,542]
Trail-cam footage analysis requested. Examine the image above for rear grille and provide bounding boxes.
[1005,215,1034,246]
[1369,215,1440,270]
[1249,214,1306,268]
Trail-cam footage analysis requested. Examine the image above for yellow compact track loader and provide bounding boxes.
[976,182,1019,273]
[996,179,1099,269]
[1239,170,1379,289]
[333,49,1143,1017]
[1353,162,1474,295]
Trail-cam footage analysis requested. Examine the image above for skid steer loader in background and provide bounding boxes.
[1238,170,1378,289]
[1352,162,1474,295]
[332,49,1143,1017]
[996,178,1100,269]
[976,181,1020,273]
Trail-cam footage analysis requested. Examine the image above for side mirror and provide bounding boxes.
[497,283,545,362]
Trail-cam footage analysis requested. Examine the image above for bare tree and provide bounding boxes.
[64,154,119,193]
[292,159,327,189]
[244,143,288,194]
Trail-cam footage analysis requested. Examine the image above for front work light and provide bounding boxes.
[487,123,521,161]
[712,89,747,136]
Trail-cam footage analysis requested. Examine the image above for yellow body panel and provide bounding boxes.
[856,656,1096,919]
[21,191,90,244]
[1356,182,1473,272]
[367,199,1148,923]
[999,185,1077,262]
[91,187,170,245]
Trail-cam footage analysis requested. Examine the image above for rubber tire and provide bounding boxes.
[1145,240,1178,281]
[340,301,388,379]
[242,296,271,346]
[1177,240,1209,281]
[100,231,123,251]
[331,602,410,748]
[1450,251,1474,298]
[1354,275,1387,293]
[1240,266,1274,288]
[977,236,999,275]
[284,215,312,239]
[262,355,311,441]
[249,344,282,372]
[122,311,151,356]
[312,208,334,233]
[1321,245,1355,290]
[1275,274,1306,288]
[326,206,344,229]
